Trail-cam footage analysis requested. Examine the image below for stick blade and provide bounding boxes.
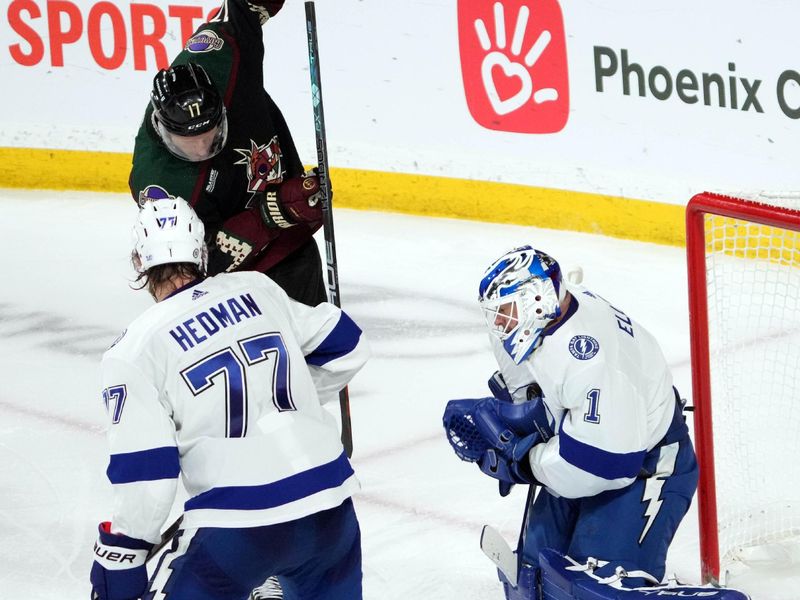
[480,524,518,586]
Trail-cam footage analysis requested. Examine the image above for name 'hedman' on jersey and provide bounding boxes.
[167,292,262,351]
[101,271,369,543]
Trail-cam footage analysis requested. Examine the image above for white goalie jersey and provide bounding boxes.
[100,271,369,543]
[491,282,676,499]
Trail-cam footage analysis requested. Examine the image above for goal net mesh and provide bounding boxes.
[701,195,800,577]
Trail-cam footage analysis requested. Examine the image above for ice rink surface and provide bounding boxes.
[0,189,789,599]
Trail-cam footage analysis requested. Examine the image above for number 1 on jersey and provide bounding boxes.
[584,388,601,424]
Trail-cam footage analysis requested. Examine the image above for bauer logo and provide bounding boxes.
[458,0,569,133]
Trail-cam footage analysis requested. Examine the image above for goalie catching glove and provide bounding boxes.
[443,395,554,490]
[473,399,540,486]
[260,171,325,229]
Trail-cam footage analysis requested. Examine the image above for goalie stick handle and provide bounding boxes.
[305,1,353,458]
[480,485,538,587]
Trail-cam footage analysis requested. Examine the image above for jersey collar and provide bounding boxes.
[541,293,579,340]
[164,277,204,300]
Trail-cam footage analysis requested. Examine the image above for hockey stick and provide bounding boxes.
[305,1,353,458]
[480,484,538,587]
[146,515,183,563]
[481,525,519,585]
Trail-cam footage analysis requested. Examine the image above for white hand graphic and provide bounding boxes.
[474,2,558,116]
[481,52,533,115]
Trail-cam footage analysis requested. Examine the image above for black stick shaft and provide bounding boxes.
[146,515,182,563]
[305,1,353,458]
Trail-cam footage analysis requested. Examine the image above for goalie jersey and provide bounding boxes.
[100,271,368,543]
[491,282,676,499]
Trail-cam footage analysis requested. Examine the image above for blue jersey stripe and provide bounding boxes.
[305,313,362,367]
[107,446,180,484]
[184,451,354,511]
[559,430,645,480]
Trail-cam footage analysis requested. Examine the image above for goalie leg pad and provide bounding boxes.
[498,564,539,600]
[520,487,579,567]
[564,436,698,583]
[538,549,751,600]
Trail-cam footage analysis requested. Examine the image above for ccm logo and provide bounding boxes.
[93,542,138,565]
[458,0,569,133]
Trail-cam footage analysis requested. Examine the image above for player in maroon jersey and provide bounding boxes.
[130,0,326,306]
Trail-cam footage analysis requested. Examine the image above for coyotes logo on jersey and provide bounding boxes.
[234,137,283,193]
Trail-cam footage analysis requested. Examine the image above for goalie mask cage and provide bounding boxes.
[686,192,800,588]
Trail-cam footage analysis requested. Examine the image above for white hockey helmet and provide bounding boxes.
[133,197,207,273]
[478,246,566,364]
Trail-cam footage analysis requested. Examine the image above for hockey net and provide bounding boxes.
[686,192,800,591]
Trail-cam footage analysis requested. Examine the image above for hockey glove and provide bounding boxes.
[443,398,494,463]
[473,399,540,486]
[488,370,513,403]
[246,0,285,22]
[90,522,153,600]
[443,396,553,465]
[488,371,547,407]
[260,171,325,229]
[493,394,554,443]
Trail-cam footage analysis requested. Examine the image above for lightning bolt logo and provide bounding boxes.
[639,477,665,544]
[639,443,679,544]
[568,335,600,360]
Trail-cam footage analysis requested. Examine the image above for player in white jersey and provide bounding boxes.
[89,198,369,600]
[443,246,698,599]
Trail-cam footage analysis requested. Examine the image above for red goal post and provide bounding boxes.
[686,192,800,586]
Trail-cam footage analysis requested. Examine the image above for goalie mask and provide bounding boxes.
[133,197,207,273]
[479,246,566,364]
